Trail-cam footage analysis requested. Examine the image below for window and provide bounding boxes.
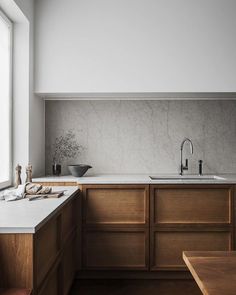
[0,10,12,189]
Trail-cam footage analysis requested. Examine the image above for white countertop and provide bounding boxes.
[0,186,79,234]
[33,174,236,184]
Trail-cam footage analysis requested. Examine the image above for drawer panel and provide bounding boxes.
[151,230,232,270]
[83,229,148,269]
[35,217,60,287]
[152,186,233,225]
[62,236,75,295]
[83,185,149,225]
[38,264,60,295]
[61,199,76,244]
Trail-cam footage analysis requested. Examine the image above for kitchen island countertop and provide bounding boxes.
[0,186,79,234]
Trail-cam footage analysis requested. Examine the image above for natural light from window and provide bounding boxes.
[0,11,12,189]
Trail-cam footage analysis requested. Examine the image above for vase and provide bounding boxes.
[52,163,61,176]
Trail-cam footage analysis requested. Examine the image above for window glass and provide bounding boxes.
[0,11,12,189]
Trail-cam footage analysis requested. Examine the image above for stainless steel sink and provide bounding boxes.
[149,175,226,181]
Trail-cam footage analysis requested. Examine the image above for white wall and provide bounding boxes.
[0,0,45,178]
[35,0,236,94]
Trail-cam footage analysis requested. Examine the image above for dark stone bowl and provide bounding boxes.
[68,164,92,177]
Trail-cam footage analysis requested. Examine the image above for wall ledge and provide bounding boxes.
[35,92,236,100]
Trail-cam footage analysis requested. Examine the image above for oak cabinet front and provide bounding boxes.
[81,184,149,270]
[150,185,234,271]
[151,230,232,270]
[80,183,235,274]
[38,263,60,295]
[82,185,149,226]
[151,186,233,225]
[83,229,148,270]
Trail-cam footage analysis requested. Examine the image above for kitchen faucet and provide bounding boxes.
[180,138,193,175]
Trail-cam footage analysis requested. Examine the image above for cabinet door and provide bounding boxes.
[83,229,149,270]
[151,230,232,270]
[82,185,149,226]
[61,198,77,245]
[38,264,61,295]
[35,216,60,288]
[62,235,76,295]
[151,185,233,226]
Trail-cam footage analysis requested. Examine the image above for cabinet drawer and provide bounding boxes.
[151,186,233,225]
[151,230,232,270]
[61,199,76,244]
[38,263,60,295]
[83,229,148,269]
[62,236,75,295]
[35,217,60,287]
[83,185,149,226]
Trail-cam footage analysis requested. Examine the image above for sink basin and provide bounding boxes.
[149,175,226,181]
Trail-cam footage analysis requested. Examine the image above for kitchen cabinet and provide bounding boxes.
[0,191,79,295]
[150,185,234,271]
[79,183,234,273]
[81,184,149,270]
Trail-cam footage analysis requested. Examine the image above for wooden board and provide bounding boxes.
[183,251,236,295]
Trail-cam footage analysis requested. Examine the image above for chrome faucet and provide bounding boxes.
[180,138,193,175]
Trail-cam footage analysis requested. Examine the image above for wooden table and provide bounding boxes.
[183,251,236,295]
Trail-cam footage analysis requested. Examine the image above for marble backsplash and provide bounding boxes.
[45,100,236,175]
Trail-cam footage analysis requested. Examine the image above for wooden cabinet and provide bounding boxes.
[62,233,76,295]
[35,217,60,288]
[80,183,235,274]
[82,185,149,226]
[151,186,233,225]
[0,191,79,295]
[151,230,232,270]
[34,197,78,295]
[83,229,148,269]
[150,185,234,271]
[38,263,61,295]
[81,185,149,270]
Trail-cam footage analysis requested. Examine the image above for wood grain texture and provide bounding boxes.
[83,229,148,270]
[183,251,236,295]
[0,234,33,289]
[151,185,233,225]
[35,216,60,288]
[82,185,149,226]
[62,234,76,295]
[38,263,60,295]
[61,199,76,245]
[151,230,232,270]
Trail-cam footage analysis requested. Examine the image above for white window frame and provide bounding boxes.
[0,9,13,190]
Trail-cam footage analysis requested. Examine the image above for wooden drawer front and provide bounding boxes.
[62,236,75,295]
[0,234,33,289]
[83,230,148,269]
[152,186,232,225]
[61,199,75,244]
[83,185,149,225]
[151,231,232,270]
[38,264,60,295]
[36,217,60,287]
